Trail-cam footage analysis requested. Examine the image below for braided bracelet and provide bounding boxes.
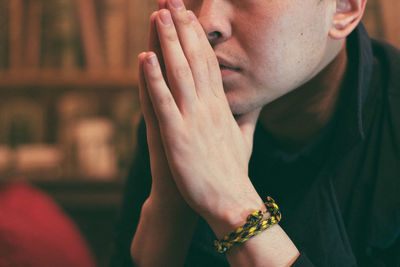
[214,196,281,254]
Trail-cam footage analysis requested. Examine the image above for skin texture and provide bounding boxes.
[184,0,339,115]
[141,4,265,233]
[131,0,367,266]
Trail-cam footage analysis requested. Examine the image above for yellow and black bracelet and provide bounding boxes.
[214,196,281,254]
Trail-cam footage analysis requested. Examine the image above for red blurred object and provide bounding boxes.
[0,181,96,267]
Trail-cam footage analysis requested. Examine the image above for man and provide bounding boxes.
[112,0,400,266]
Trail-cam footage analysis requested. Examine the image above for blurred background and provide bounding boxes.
[0,0,398,266]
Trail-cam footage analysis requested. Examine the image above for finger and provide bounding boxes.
[139,52,167,163]
[143,52,182,128]
[155,9,197,111]
[166,1,218,96]
[186,10,224,98]
[236,108,262,148]
[158,0,167,9]
[139,52,173,191]
[148,11,167,84]
[138,52,158,132]
[148,12,162,62]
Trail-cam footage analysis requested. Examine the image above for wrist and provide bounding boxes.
[145,193,197,215]
[139,197,199,239]
[132,195,199,266]
[204,194,265,239]
[148,184,193,209]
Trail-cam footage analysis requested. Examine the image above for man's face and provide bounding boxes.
[184,0,337,115]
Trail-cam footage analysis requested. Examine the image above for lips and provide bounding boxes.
[217,57,241,72]
[219,65,240,71]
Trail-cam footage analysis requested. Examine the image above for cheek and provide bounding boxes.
[241,24,297,91]
[244,5,332,90]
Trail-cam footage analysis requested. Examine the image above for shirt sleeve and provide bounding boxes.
[110,119,151,267]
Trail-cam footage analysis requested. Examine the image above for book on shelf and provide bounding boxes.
[0,0,9,69]
[0,97,45,147]
[0,144,63,180]
[15,144,63,179]
[56,92,99,177]
[0,146,12,174]
[127,0,157,69]
[103,0,128,70]
[25,0,43,69]
[41,0,83,69]
[8,0,23,69]
[2,0,163,73]
[74,118,117,180]
[76,0,105,71]
[111,90,141,171]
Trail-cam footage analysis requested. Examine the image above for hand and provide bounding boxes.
[142,0,264,237]
[138,9,190,210]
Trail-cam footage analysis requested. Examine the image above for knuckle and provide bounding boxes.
[164,30,178,42]
[182,100,197,116]
[157,94,174,107]
[173,65,192,80]
[176,13,192,27]
[188,49,203,62]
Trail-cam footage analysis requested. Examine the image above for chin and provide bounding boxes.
[224,91,243,114]
[226,88,279,117]
[226,94,259,116]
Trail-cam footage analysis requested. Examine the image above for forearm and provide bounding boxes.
[131,196,198,267]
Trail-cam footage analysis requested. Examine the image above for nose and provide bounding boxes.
[195,0,232,46]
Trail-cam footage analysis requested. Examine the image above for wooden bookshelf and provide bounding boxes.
[0,70,138,89]
[0,1,150,266]
[34,179,124,210]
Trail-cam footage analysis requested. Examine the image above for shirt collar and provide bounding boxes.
[345,23,374,140]
[326,23,375,162]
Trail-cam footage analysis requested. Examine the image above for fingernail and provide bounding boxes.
[160,10,172,26]
[170,0,183,9]
[187,10,196,22]
[146,54,157,66]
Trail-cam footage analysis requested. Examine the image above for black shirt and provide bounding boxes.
[111,24,400,266]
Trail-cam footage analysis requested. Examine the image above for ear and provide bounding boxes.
[329,0,367,39]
